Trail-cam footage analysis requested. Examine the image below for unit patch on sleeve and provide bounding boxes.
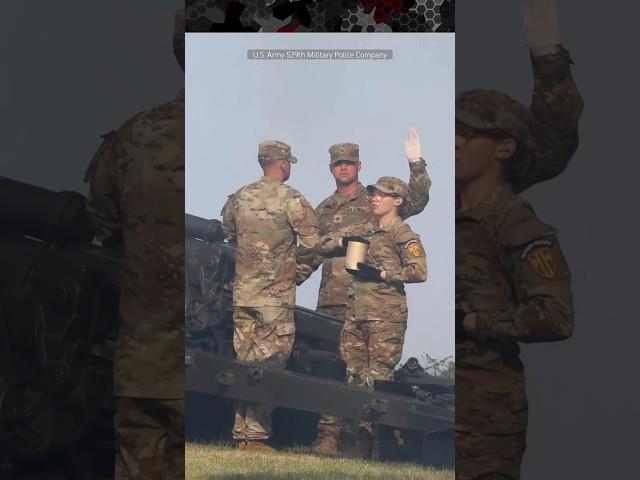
[405,239,425,257]
[521,239,557,279]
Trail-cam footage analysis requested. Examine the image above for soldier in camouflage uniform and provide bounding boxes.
[455,2,583,478]
[84,10,186,480]
[299,129,431,454]
[221,140,319,452]
[317,176,427,457]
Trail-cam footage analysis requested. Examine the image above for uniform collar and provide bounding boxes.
[377,215,403,232]
[336,182,366,198]
[456,183,514,221]
[259,175,282,184]
[329,182,366,205]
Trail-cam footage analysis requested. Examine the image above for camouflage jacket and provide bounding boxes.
[513,47,584,192]
[85,90,185,399]
[221,176,319,307]
[306,160,430,309]
[318,216,427,323]
[455,184,574,434]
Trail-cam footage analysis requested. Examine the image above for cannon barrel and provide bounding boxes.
[405,357,422,372]
[0,176,93,244]
[185,213,224,243]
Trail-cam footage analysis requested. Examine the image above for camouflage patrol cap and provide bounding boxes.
[329,143,359,164]
[456,90,532,148]
[366,177,409,199]
[258,140,297,165]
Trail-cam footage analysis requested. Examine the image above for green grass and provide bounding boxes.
[186,442,454,480]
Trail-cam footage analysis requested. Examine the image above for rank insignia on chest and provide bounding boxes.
[405,240,425,257]
[522,239,557,279]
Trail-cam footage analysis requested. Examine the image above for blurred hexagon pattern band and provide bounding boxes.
[185,0,454,32]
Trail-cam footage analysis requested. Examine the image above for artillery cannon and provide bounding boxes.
[185,213,454,467]
[0,176,118,477]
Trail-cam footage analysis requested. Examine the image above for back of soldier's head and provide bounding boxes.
[258,140,297,180]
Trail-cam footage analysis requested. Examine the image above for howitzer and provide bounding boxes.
[0,176,118,475]
[185,213,455,467]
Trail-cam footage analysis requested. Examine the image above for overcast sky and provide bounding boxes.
[186,33,455,362]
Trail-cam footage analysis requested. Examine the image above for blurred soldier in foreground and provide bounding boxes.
[84,10,186,480]
[317,177,427,457]
[298,128,431,454]
[455,1,583,478]
[221,140,319,452]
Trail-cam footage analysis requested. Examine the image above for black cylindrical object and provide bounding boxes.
[185,214,223,243]
[0,176,93,244]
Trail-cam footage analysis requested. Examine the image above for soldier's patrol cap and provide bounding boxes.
[258,140,297,165]
[329,143,359,164]
[456,90,533,149]
[366,176,409,199]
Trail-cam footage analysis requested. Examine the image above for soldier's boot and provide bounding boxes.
[339,422,372,459]
[355,431,373,459]
[239,440,277,453]
[312,432,339,455]
[370,425,381,460]
[354,422,374,459]
[312,416,340,454]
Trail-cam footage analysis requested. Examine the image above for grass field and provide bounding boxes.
[186,442,454,480]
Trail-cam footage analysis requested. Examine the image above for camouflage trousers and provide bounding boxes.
[315,304,347,441]
[456,431,526,480]
[316,317,407,443]
[340,320,407,388]
[232,306,295,441]
[114,397,184,480]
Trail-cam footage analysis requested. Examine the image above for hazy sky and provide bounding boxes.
[186,33,455,362]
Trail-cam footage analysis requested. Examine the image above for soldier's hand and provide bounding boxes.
[464,313,477,334]
[354,262,383,281]
[405,127,422,163]
[342,235,370,248]
[455,310,478,340]
[296,263,314,285]
[523,0,561,54]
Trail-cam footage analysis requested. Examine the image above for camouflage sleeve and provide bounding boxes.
[474,233,574,343]
[316,233,346,258]
[286,193,320,261]
[315,222,374,258]
[220,194,237,245]
[386,230,427,284]
[85,131,122,244]
[513,46,584,193]
[295,204,329,284]
[402,159,431,219]
[295,262,316,286]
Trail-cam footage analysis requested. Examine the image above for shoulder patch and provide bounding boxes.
[522,238,557,279]
[404,239,425,257]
